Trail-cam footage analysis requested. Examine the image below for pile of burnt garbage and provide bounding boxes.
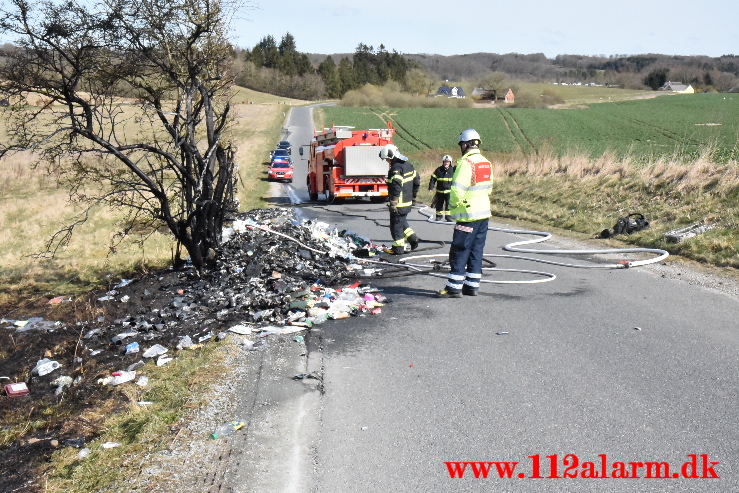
[2,208,391,398]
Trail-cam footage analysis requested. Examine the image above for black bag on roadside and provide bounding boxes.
[600,213,650,238]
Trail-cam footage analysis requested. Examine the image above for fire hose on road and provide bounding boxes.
[253,202,670,285]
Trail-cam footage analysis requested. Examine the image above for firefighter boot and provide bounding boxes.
[445,214,455,222]
[384,245,405,255]
[436,288,462,299]
[462,285,478,296]
[408,234,419,251]
[435,214,443,221]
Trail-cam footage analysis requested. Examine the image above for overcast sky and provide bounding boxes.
[233,0,738,58]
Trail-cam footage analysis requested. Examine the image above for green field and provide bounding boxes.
[322,94,739,163]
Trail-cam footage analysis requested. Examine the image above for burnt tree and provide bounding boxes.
[0,0,241,270]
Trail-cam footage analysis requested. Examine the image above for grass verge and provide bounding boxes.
[0,86,303,308]
[40,341,233,492]
[410,146,739,269]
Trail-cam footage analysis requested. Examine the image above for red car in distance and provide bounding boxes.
[268,153,293,183]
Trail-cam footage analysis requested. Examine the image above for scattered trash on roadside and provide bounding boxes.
[51,376,74,395]
[100,371,136,386]
[4,382,30,397]
[136,375,149,386]
[13,318,58,332]
[32,358,61,376]
[78,448,91,459]
[176,335,193,349]
[112,331,138,345]
[125,342,139,355]
[228,324,255,335]
[294,335,304,343]
[156,355,173,366]
[211,420,246,439]
[496,331,509,335]
[101,442,122,449]
[142,344,168,358]
[634,327,642,331]
[64,438,85,448]
[137,401,153,406]
[664,222,714,243]
[361,426,369,431]
[600,213,650,238]
[126,359,146,371]
[293,371,322,382]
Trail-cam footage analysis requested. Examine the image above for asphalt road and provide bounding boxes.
[260,106,739,492]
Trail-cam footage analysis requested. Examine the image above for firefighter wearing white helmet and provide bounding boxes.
[437,129,493,298]
[428,154,456,222]
[380,144,420,255]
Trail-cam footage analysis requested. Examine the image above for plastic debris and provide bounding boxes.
[51,376,74,395]
[176,335,193,349]
[102,371,136,386]
[14,317,57,332]
[4,382,30,397]
[293,372,322,382]
[496,331,509,335]
[211,420,246,439]
[125,342,140,354]
[136,375,149,386]
[114,279,134,288]
[156,355,173,366]
[101,442,122,449]
[228,324,254,335]
[112,331,138,345]
[664,222,714,243]
[64,438,85,448]
[127,360,145,371]
[32,358,61,376]
[78,448,91,459]
[142,344,168,358]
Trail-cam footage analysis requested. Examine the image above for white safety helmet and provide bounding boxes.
[458,128,481,146]
[379,144,399,160]
[442,154,452,163]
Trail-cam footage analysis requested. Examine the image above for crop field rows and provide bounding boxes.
[325,94,739,163]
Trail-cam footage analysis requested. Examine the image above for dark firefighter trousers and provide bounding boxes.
[390,210,415,248]
[445,218,489,293]
[434,192,451,216]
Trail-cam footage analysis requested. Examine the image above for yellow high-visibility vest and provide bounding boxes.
[449,149,493,222]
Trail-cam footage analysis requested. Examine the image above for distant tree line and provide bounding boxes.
[234,35,420,100]
[407,53,739,93]
[232,34,739,99]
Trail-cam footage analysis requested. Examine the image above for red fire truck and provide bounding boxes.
[302,122,395,203]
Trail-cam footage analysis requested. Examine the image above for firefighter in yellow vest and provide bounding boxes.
[428,154,455,222]
[437,129,493,298]
[381,144,421,255]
